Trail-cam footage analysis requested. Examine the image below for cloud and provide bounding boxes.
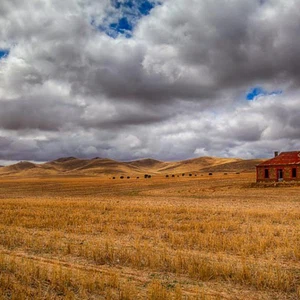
[0,0,300,162]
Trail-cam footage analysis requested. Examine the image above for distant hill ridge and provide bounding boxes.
[0,156,264,177]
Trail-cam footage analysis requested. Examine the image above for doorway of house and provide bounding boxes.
[277,169,283,181]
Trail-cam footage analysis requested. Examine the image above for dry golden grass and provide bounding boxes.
[0,173,299,299]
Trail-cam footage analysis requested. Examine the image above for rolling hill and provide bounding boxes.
[200,159,264,173]
[0,156,263,177]
[1,161,37,173]
[155,157,241,174]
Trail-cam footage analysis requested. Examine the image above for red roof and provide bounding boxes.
[258,151,300,166]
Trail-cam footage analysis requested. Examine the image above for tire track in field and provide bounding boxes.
[0,248,235,299]
[1,248,289,299]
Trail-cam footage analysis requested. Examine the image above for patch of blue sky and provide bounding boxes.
[139,1,154,15]
[112,0,154,14]
[246,87,283,101]
[109,17,133,38]
[0,49,9,60]
[112,0,134,9]
[95,1,159,38]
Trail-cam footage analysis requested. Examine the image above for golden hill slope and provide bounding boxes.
[157,157,241,174]
[126,158,168,172]
[200,159,264,173]
[0,162,37,176]
[43,157,95,172]
[68,158,144,175]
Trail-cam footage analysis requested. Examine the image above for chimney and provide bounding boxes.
[274,151,279,157]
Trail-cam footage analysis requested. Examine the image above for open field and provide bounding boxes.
[0,173,300,299]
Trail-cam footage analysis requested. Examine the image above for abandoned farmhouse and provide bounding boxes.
[256,151,300,182]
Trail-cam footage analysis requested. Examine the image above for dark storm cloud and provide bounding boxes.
[0,95,172,132]
[0,97,84,131]
[135,0,300,90]
[0,135,40,161]
[1,0,300,162]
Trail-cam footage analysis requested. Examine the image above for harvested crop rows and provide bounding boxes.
[0,173,299,299]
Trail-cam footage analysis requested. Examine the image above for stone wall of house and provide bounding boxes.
[256,165,300,182]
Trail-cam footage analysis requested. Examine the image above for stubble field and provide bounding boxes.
[0,173,299,299]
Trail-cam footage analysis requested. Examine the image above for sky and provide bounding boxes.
[1,0,300,164]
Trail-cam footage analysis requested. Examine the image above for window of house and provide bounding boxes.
[264,169,269,179]
[292,168,297,178]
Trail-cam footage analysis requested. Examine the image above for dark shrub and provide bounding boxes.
[209,173,213,176]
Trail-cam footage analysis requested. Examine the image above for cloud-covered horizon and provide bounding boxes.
[1,0,300,163]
